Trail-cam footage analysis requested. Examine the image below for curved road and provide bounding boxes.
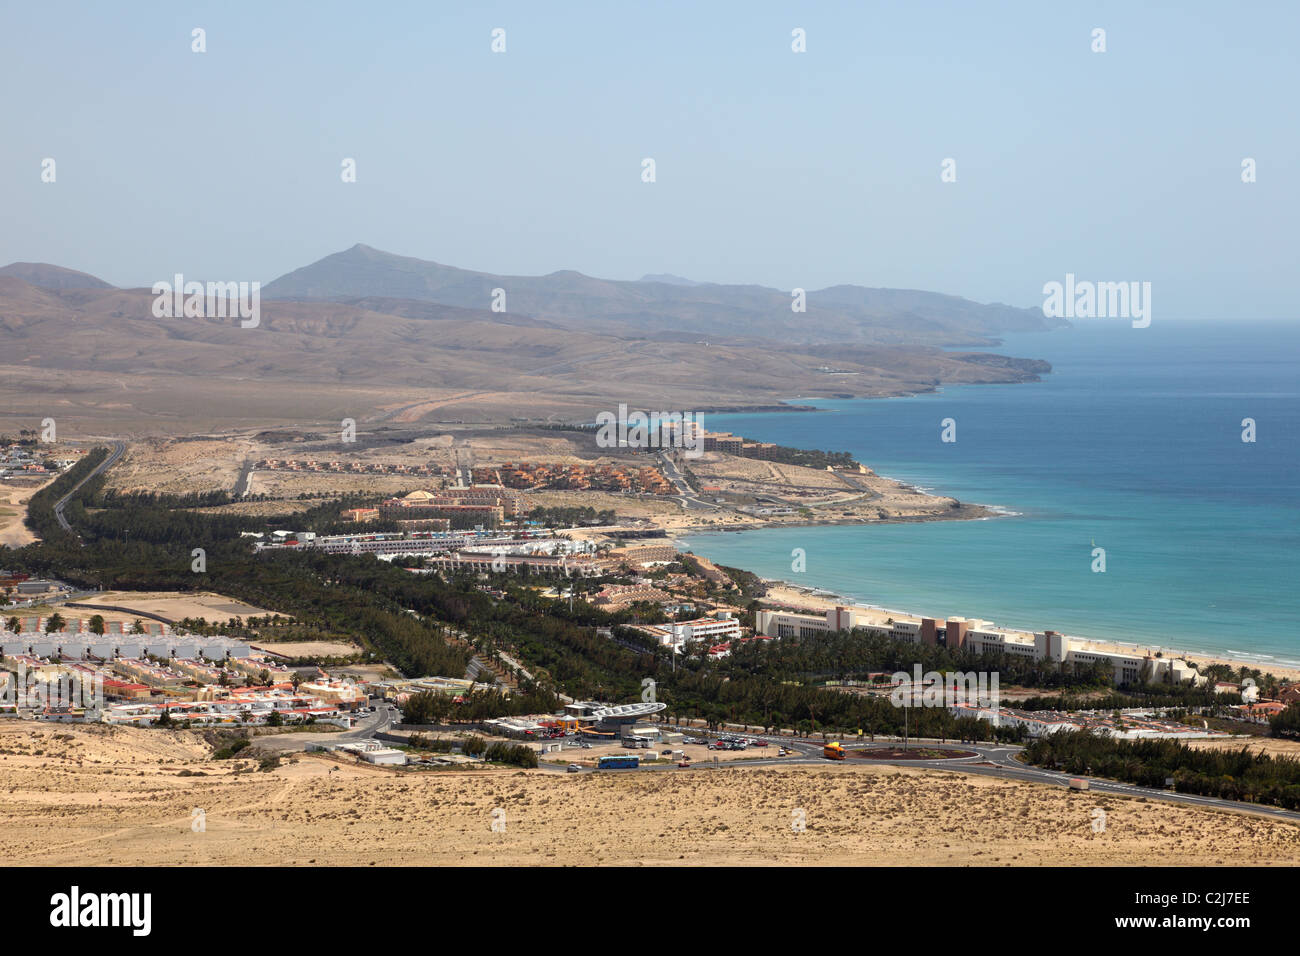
[550,732,1300,825]
[53,441,126,536]
[254,703,401,754]
[656,450,721,512]
[285,713,1300,823]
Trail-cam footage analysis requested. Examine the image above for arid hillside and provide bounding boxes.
[264,243,1067,346]
[0,275,1050,436]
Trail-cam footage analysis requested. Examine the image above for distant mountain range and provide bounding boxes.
[262,243,1065,347]
[638,273,704,287]
[0,245,1060,434]
[0,262,113,290]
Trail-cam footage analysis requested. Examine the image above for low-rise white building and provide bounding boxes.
[359,748,407,766]
[638,613,742,652]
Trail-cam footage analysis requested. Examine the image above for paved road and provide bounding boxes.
[254,703,400,754]
[335,704,398,740]
[53,441,126,535]
[552,731,1300,823]
[937,742,1300,824]
[233,458,255,497]
[262,706,1300,824]
[656,450,722,512]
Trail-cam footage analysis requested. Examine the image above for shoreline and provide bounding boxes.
[669,401,1292,681]
[660,503,1005,534]
[669,542,1300,683]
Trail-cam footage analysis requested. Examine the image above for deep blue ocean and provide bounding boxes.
[680,320,1300,666]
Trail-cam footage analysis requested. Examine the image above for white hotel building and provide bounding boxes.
[755,607,1201,687]
[638,613,742,653]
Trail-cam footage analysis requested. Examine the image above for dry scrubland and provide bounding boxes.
[2,724,1297,866]
[0,270,1051,436]
[94,430,978,534]
[187,499,317,518]
[689,451,974,519]
[525,489,683,517]
[664,453,982,532]
[109,437,257,495]
[77,590,276,623]
[1190,737,1300,758]
[245,471,423,498]
[0,476,55,548]
[6,592,278,633]
[692,453,853,491]
[106,430,629,498]
[442,431,599,465]
[250,640,360,658]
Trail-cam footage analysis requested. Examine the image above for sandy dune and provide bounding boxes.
[0,476,55,548]
[2,724,1297,866]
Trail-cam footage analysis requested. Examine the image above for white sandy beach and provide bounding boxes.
[759,582,1300,681]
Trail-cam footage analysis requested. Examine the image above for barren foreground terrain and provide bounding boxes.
[0,476,53,548]
[2,724,1297,866]
[69,590,277,624]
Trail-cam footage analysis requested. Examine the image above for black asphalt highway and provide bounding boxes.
[53,440,126,535]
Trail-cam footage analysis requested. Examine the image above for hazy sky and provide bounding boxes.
[3,1,1296,318]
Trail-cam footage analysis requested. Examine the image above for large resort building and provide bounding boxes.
[756,606,1202,687]
[377,486,529,527]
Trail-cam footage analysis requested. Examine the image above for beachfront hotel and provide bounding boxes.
[755,607,1203,687]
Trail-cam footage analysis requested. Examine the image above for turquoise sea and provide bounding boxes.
[680,320,1300,667]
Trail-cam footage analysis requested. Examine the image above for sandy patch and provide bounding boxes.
[80,591,277,623]
[251,641,360,659]
[2,723,1298,866]
[0,476,56,548]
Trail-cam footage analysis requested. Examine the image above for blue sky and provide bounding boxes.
[2,0,1296,318]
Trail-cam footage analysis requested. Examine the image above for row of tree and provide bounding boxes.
[1024,731,1300,807]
